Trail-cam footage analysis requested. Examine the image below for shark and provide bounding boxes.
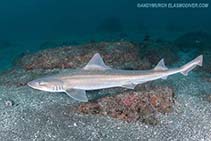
[28,53,203,102]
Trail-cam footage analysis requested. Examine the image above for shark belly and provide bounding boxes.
[74,82,120,90]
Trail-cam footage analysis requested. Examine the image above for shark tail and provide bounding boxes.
[180,55,203,76]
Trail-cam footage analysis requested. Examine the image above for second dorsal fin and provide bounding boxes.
[83,53,111,71]
[154,59,168,71]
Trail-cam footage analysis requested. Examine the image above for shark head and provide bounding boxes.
[27,77,64,92]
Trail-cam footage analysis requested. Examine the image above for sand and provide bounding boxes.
[0,67,211,141]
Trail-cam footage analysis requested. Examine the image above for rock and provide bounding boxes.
[76,86,174,125]
[4,100,14,107]
[39,41,79,50]
[201,48,211,73]
[18,41,151,70]
[206,78,211,82]
[174,31,211,73]
[202,94,211,103]
[139,39,178,66]
[174,31,211,52]
[201,73,211,83]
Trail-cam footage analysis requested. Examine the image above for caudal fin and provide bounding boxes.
[180,55,203,76]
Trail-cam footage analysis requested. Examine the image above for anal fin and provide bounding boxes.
[65,89,88,102]
[121,83,136,89]
[161,76,168,80]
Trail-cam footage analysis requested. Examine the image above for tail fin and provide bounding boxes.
[180,55,203,76]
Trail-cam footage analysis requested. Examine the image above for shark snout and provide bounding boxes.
[27,80,38,89]
[27,78,63,92]
[27,80,48,91]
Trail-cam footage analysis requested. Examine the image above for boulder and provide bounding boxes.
[18,41,151,70]
[139,39,178,66]
[174,31,211,52]
[76,86,174,125]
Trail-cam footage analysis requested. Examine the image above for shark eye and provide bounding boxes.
[38,81,47,86]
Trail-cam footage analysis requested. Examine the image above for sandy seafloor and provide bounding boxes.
[1,72,211,141]
[0,50,211,141]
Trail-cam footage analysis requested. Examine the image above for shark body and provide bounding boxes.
[28,53,203,102]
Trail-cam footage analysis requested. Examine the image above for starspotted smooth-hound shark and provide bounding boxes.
[28,53,203,102]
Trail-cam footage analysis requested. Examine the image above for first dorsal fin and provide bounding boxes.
[154,59,168,71]
[83,53,111,71]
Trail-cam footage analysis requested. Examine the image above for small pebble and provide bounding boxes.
[73,123,77,127]
[5,100,14,107]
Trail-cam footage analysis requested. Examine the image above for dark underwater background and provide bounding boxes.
[0,0,211,72]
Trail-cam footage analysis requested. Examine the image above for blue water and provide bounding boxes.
[0,0,211,72]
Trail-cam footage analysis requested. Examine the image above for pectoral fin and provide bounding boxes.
[65,89,88,102]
